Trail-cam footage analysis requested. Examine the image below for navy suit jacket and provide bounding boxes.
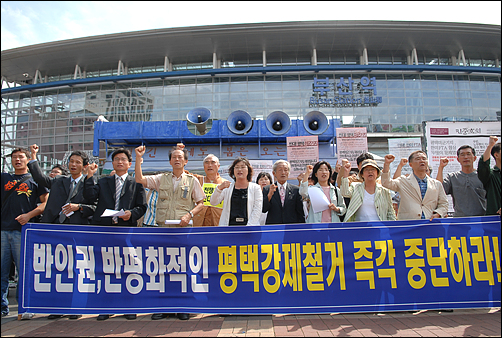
[28,161,96,224]
[84,174,147,226]
[262,182,305,224]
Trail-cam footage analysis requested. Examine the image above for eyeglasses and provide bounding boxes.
[113,157,129,162]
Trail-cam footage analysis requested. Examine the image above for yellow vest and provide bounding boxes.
[155,172,196,227]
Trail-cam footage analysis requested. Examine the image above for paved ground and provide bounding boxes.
[2,286,500,337]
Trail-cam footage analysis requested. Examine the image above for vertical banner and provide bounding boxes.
[336,127,368,168]
[387,138,422,177]
[287,136,319,179]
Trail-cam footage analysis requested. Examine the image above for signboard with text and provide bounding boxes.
[425,121,501,175]
[336,128,368,168]
[286,136,319,179]
[19,217,501,315]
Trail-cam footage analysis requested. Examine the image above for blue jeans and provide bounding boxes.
[1,230,21,315]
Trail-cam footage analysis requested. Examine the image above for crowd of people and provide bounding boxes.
[1,136,500,321]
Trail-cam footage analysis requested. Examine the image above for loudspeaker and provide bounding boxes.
[227,110,253,135]
[303,111,329,135]
[187,107,211,135]
[265,111,291,135]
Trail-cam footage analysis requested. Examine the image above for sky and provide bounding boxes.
[1,1,501,51]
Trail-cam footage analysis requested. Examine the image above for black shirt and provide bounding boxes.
[229,188,248,226]
[1,173,49,231]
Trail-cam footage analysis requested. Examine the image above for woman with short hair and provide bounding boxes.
[300,161,346,223]
[210,158,263,225]
[256,172,273,225]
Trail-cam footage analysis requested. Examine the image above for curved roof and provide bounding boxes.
[2,20,501,83]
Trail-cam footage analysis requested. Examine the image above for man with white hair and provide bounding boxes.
[192,154,228,226]
[262,159,305,224]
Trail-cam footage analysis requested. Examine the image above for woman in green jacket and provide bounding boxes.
[340,159,396,222]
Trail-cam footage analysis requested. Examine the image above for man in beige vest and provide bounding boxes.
[134,145,204,228]
[134,144,204,321]
[191,153,227,226]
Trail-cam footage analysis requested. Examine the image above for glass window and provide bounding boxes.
[489,99,501,108]
[248,92,264,101]
[389,98,405,106]
[472,92,488,99]
[423,98,439,106]
[440,98,456,106]
[265,76,282,91]
[456,99,472,107]
[387,90,405,97]
[405,90,422,98]
[422,91,438,98]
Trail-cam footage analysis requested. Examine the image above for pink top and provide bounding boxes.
[321,186,332,223]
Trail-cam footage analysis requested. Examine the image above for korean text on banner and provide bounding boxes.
[19,216,500,315]
[336,128,368,168]
[287,136,319,178]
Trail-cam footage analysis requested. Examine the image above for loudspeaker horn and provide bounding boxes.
[303,110,329,135]
[265,111,291,135]
[227,110,253,135]
[187,107,211,135]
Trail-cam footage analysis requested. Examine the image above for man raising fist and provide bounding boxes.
[381,151,448,221]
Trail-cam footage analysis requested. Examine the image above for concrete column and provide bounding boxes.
[213,52,219,69]
[164,56,170,72]
[312,48,317,66]
[263,50,266,67]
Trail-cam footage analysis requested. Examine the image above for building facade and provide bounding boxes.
[1,21,501,173]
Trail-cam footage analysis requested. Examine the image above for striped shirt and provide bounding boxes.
[143,188,159,226]
[414,174,427,219]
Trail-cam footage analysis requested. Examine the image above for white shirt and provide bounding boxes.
[115,172,128,182]
[277,182,287,191]
[355,189,379,222]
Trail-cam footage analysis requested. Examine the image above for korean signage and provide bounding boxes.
[286,136,319,178]
[425,121,501,175]
[309,76,383,108]
[336,128,368,167]
[387,138,422,177]
[19,216,501,315]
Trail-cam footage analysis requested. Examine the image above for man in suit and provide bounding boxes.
[84,148,147,227]
[83,148,147,321]
[262,160,305,224]
[381,150,448,221]
[28,145,96,226]
[28,144,96,320]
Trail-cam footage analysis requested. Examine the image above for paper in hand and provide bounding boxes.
[165,220,193,226]
[307,186,330,213]
[101,209,126,217]
[62,203,74,217]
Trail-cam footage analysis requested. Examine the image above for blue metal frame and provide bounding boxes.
[2,65,500,95]
[92,119,341,157]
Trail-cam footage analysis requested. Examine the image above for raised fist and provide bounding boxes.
[218,181,231,190]
[398,158,408,167]
[439,157,449,168]
[135,145,146,158]
[87,163,99,177]
[384,154,395,164]
[489,136,499,146]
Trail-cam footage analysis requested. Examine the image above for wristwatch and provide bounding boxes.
[188,211,194,218]
[78,204,83,212]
